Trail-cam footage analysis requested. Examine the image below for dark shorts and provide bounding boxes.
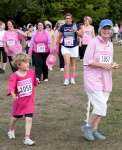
[13,113,33,118]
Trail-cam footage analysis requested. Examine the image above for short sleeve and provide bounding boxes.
[7,73,17,96]
[59,25,64,33]
[83,39,96,65]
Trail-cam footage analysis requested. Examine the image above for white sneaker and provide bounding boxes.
[8,130,15,139]
[23,138,35,146]
[60,68,64,72]
[70,78,76,84]
[44,79,48,82]
[64,79,69,86]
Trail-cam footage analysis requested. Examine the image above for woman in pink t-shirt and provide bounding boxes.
[7,53,38,146]
[3,20,26,72]
[81,19,119,141]
[29,21,51,82]
[79,16,95,60]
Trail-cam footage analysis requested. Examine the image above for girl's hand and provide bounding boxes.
[11,92,18,100]
[36,78,40,84]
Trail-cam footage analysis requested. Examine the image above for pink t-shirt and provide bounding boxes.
[3,30,22,56]
[83,36,113,92]
[29,31,51,55]
[8,70,37,116]
[82,25,94,45]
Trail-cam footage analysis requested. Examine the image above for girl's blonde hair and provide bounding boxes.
[12,53,29,66]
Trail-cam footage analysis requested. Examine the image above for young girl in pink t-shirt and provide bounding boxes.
[7,53,38,146]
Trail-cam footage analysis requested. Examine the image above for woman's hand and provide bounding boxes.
[112,62,119,69]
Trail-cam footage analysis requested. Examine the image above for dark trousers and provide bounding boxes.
[59,44,64,68]
[33,52,49,80]
[26,47,35,66]
[8,56,18,72]
[0,47,7,63]
[79,44,87,59]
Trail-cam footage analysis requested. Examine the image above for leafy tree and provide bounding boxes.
[108,0,122,24]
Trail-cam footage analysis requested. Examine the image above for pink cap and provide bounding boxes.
[46,54,56,70]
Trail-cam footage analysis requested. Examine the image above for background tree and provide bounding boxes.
[0,0,122,26]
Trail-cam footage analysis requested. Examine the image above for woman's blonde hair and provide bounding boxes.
[84,16,92,24]
[12,53,29,66]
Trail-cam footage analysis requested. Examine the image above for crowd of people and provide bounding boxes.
[0,13,120,145]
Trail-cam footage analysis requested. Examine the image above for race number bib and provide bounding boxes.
[17,78,32,97]
[99,55,112,64]
[85,31,91,36]
[7,39,16,47]
[64,37,74,46]
[0,41,3,47]
[37,43,46,53]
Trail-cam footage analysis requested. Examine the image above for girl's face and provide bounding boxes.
[65,16,72,24]
[18,60,29,71]
[100,26,112,39]
[7,21,14,30]
[37,23,44,31]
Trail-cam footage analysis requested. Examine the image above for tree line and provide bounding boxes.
[0,0,122,26]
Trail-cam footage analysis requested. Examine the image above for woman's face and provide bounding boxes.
[7,21,14,30]
[37,23,44,31]
[28,26,33,32]
[84,19,90,26]
[100,26,112,39]
[65,16,72,24]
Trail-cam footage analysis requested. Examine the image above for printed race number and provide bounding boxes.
[64,37,74,46]
[17,78,32,97]
[37,43,46,53]
[0,41,3,47]
[99,55,112,64]
[7,39,16,47]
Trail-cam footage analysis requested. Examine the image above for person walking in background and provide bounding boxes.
[79,16,95,60]
[81,19,119,141]
[25,24,33,54]
[57,13,80,85]
[7,53,38,146]
[0,21,7,73]
[119,22,122,45]
[3,20,26,72]
[29,21,51,82]
[45,23,55,54]
[113,23,119,42]
[54,20,65,71]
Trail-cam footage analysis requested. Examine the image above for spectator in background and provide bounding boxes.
[3,19,26,72]
[79,16,95,60]
[113,23,119,42]
[29,21,51,82]
[0,21,7,73]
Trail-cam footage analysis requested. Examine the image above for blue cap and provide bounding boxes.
[99,19,113,28]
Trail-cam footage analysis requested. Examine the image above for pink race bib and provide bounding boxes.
[37,43,46,53]
[17,78,32,97]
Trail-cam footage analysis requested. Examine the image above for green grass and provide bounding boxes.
[0,43,122,150]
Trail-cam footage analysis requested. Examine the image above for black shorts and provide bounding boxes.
[13,113,33,118]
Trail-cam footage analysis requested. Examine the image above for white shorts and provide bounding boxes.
[61,45,78,58]
[87,91,110,116]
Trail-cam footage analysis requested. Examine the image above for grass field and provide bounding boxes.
[0,43,122,150]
